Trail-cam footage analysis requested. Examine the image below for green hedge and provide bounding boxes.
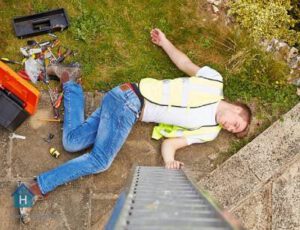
[228,0,300,46]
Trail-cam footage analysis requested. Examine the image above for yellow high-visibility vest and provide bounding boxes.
[139,77,223,108]
[138,76,223,140]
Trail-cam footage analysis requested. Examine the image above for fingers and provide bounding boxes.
[150,28,165,46]
[151,30,160,44]
[165,162,172,169]
[165,161,184,170]
[154,28,163,34]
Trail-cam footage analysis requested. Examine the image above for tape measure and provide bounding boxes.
[49,147,60,158]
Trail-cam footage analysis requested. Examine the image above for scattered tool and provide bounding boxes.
[1,58,22,65]
[38,118,62,123]
[55,46,73,63]
[54,92,63,109]
[43,133,54,143]
[49,147,60,158]
[46,84,60,118]
[9,133,26,140]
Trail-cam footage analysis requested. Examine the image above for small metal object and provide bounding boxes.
[43,133,54,143]
[48,33,58,39]
[49,147,60,158]
[9,133,26,140]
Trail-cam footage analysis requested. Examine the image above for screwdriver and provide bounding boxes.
[1,57,22,65]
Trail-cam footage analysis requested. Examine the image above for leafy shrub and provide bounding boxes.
[289,0,300,30]
[228,0,300,45]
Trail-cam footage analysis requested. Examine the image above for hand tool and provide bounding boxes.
[28,48,42,55]
[9,133,26,140]
[1,58,22,65]
[54,92,63,109]
[20,47,29,57]
[46,84,60,118]
[43,133,54,143]
[47,47,57,61]
[38,118,62,122]
[48,33,58,39]
[56,47,73,63]
[49,147,60,158]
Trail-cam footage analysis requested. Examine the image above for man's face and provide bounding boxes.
[218,109,248,133]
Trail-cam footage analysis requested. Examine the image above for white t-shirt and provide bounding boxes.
[141,66,223,145]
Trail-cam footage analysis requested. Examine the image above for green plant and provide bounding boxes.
[71,9,105,42]
[289,0,300,30]
[228,0,300,46]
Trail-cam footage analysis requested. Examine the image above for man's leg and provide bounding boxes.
[61,81,101,152]
[37,86,140,194]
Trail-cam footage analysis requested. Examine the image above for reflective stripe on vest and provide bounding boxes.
[152,123,222,141]
[139,77,223,108]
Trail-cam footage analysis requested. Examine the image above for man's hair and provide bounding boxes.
[233,102,252,138]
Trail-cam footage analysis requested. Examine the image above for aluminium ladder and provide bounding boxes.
[106,166,237,230]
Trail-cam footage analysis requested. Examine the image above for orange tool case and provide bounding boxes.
[0,61,40,131]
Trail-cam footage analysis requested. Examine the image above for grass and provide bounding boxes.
[0,0,299,162]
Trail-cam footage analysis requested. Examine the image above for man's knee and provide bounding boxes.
[62,136,82,153]
[91,154,113,174]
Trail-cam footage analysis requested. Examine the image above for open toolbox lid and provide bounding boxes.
[13,8,69,38]
[0,61,40,115]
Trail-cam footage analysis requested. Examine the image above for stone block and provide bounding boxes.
[91,194,118,229]
[11,92,83,178]
[21,187,90,230]
[0,182,20,230]
[198,154,260,209]
[272,161,300,230]
[239,103,300,182]
[92,122,160,194]
[232,183,272,230]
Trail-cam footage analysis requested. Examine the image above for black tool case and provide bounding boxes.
[0,89,29,131]
[13,8,69,38]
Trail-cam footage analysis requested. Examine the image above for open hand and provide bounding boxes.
[150,28,167,47]
[165,160,184,170]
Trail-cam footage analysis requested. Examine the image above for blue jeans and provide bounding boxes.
[37,82,141,194]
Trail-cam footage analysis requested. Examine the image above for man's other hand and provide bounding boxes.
[165,160,184,170]
[151,28,167,47]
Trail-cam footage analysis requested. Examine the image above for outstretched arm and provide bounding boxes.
[161,137,188,169]
[151,28,200,77]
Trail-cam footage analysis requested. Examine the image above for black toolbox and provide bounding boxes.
[13,8,69,38]
[0,89,29,131]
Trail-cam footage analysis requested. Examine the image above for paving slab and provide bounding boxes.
[239,103,300,182]
[198,154,261,209]
[11,93,82,179]
[272,159,300,230]
[180,131,235,181]
[92,122,161,194]
[20,187,90,230]
[0,182,20,230]
[232,183,272,230]
[90,193,118,229]
[0,127,9,178]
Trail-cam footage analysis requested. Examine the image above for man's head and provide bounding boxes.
[216,101,252,138]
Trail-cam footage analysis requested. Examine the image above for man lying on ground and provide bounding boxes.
[18,28,252,224]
